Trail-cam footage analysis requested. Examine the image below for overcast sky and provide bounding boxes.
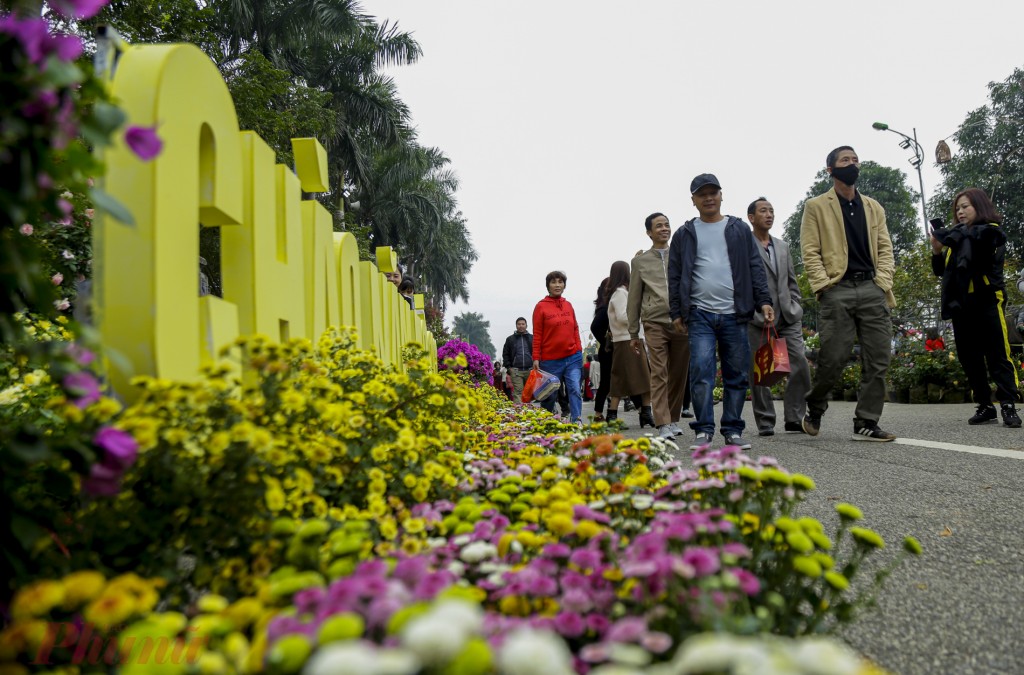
[361,0,1024,358]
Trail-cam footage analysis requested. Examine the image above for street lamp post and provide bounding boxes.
[872,122,929,239]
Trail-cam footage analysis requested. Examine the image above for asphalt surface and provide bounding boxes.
[582,399,1024,675]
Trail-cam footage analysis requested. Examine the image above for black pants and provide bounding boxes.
[952,300,1020,405]
[594,350,612,414]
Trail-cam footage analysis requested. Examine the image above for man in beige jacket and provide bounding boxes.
[628,212,689,440]
[800,146,897,441]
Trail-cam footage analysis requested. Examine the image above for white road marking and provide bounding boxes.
[894,438,1024,460]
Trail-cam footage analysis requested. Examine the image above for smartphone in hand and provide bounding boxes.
[929,218,944,232]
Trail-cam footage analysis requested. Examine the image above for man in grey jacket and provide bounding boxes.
[745,197,811,436]
[628,213,689,440]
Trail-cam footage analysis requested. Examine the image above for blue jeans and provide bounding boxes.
[687,309,751,438]
[539,351,583,422]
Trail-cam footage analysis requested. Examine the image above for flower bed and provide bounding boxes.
[0,325,919,674]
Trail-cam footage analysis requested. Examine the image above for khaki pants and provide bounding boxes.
[807,280,892,422]
[509,368,531,402]
[644,321,689,427]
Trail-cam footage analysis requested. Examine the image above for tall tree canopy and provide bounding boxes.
[782,161,921,268]
[931,65,1024,255]
[77,0,476,311]
[452,311,495,360]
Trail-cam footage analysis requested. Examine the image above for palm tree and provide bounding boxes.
[453,312,495,359]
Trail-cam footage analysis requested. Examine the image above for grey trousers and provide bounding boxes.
[747,320,811,431]
[509,368,531,401]
[806,280,892,422]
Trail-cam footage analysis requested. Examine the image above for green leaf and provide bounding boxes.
[42,56,84,88]
[91,101,128,135]
[89,186,135,225]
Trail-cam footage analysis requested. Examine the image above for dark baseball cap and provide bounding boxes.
[690,173,722,194]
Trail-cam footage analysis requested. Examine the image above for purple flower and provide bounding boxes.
[569,548,602,570]
[94,427,138,469]
[413,570,454,600]
[63,371,101,408]
[50,0,109,19]
[392,556,428,588]
[560,587,593,614]
[579,642,612,663]
[585,613,610,635]
[51,33,83,60]
[66,344,96,366]
[605,617,647,643]
[727,567,761,596]
[0,17,50,63]
[681,547,721,577]
[81,462,121,497]
[124,125,163,161]
[542,543,571,559]
[293,586,326,614]
[0,16,83,63]
[552,611,586,638]
[641,631,673,653]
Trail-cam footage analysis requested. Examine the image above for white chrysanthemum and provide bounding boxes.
[304,642,403,675]
[497,628,574,675]
[672,633,751,672]
[588,665,648,675]
[608,643,652,667]
[630,494,654,510]
[793,637,865,675]
[459,540,497,563]
[374,648,420,675]
[556,456,572,468]
[429,599,483,635]
[399,599,482,666]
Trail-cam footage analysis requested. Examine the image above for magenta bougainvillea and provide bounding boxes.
[437,338,493,385]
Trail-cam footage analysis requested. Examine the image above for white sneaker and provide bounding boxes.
[668,423,685,437]
[658,425,675,440]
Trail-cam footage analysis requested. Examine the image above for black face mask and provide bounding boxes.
[831,164,859,186]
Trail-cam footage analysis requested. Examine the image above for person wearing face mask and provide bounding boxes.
[931,188,1021,428]
[800,146,897,441]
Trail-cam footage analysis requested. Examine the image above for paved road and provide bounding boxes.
[582,399,1024,675]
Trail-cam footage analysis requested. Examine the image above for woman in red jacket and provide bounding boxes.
[532,270,584,424]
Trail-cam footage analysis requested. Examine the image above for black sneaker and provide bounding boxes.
[968,403,997,425]
[784,421,805,433]
[852,420,897,442]
[758,428,775,437]
[802,413,821,436]
[1000,403,1022,428]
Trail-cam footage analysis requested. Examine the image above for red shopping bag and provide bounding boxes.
[522,369,541,403]
[752,323,791,387]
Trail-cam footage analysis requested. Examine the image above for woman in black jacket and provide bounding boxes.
[590,278,612,421]
[931,187,1021,427]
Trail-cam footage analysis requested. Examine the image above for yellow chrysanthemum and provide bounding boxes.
[61,571,106,609]
[11,581,64,619]
[83,592,136,631]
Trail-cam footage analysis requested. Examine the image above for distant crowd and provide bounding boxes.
[489,144,1022,449]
